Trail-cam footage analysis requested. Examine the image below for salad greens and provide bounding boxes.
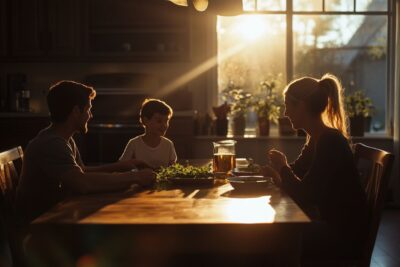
[156,163,212,182]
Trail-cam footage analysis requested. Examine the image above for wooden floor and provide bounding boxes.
[371,208,400,267]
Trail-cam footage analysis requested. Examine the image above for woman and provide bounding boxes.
[263,74,367,261]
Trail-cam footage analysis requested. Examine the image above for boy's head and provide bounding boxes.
[47,80,96,123]
[140,99,173,136]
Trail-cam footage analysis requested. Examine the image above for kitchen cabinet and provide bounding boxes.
[9,0,79,58]
[0,0,7,56]
[0,115,50,151]
[83,0,191,61]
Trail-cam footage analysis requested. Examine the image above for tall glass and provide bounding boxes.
[213,140,236,178]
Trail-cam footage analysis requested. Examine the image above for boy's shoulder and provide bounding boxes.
[161,136,174,145]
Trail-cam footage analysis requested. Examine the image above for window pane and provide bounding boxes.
[257,0,286,11]
[293,15,388,132]
[356,0,387,11]
[243,0,256,11]
[293,0,322,11]
[325,0,354,11]
[217,15,286,135]
[218,15,286,95]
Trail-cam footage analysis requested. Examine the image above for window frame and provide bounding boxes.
[216,0,395,135]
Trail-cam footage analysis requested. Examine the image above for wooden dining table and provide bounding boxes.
[29,174,311,267]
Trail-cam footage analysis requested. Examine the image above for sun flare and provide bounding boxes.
[233,15,267,41]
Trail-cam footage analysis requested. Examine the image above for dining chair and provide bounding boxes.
[303,143,394,267]
[352,143,394,267]
[0,146,25,267]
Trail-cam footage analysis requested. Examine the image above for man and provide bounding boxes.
[16,81,155,225]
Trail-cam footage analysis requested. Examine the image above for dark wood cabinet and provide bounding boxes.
[83,0,190,61]
[0,116,50,151]
[9,0,79,58]
[0,0,7,56]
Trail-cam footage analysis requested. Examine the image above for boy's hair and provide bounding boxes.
[140,98,173,123]
[47,80,96,123]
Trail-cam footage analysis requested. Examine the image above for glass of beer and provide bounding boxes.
[213,140,236,179]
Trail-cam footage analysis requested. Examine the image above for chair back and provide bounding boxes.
[353,143,394,267]
[0,146,24,266]
[0,146,24,213]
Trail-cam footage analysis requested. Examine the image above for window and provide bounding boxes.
[217,0,392,133]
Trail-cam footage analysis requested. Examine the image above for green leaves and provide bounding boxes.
[221,82,253,117]
[156,163,212,182]
[253,80,283,123]
[345,90,374,117]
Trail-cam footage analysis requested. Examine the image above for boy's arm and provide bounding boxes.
[169,141,177,165]
[60,168,156,194]
[84,159,150,173]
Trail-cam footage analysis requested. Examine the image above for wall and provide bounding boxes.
[0,11,218,115]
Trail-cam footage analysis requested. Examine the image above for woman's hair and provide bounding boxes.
[47,80,96,123]
[140,98,173,123]
[284,73,349,139]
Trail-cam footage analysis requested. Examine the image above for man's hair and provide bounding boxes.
[140,98,173,123]
[47,80,96,123]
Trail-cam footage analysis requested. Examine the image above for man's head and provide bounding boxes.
[47,81,96,133]
[140,99,173,137]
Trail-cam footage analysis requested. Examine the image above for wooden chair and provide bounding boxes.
[303,143,394,267]
[0,146,24,267]
[352,143,394,267]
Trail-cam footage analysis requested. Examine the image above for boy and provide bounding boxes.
[120,98,177,169]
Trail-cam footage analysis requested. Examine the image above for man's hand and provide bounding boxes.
[132,169,156,187]
[117,159,151,171]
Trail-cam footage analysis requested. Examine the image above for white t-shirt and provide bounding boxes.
[119,135,177,169]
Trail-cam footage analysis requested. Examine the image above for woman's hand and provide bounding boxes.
[268,149,289,173]
[261,165,281,186]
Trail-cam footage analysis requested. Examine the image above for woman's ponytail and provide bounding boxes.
[319,73,350,139]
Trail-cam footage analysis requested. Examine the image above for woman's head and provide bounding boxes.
[284,73,349,139]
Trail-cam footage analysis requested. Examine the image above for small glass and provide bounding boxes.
[213,140,236,179]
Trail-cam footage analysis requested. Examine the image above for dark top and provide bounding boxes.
[15,126,84,226]
[280,128,367,247]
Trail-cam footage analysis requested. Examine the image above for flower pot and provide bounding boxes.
[278,117,296,136]
[364,116,372,132]
[215,118,228,136]
[350,115,365,137]
[258,118,270,136]
[232,115,246,136]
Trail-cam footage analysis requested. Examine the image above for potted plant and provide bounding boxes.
[221,81,253,136]
[252,80,281,136]
[212,102,230,136]
[345,90,375,136]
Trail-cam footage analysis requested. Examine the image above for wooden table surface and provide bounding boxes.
[29,170,311,267]
[32,183,310,226]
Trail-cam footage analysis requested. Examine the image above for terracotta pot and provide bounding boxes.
[350,115,365,136]
[232,115,246,136]
[215,118,228,136]
[364,116,372,132]
[258,118,270,136]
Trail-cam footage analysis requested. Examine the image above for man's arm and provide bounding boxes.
[61,168,155,194]
[84,159,151,172]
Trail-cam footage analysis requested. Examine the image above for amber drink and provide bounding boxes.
[213,153,236,174]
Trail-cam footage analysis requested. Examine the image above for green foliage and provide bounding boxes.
[156,163,212,182]
[221,81,253,117]
[252,79,283,123]
[345,90,374,117]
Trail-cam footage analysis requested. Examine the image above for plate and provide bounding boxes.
[228,176,273,191]
[232,168,260,176]
[168,176,215,186]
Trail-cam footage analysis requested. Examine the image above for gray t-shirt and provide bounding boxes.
[16,126,84,225]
